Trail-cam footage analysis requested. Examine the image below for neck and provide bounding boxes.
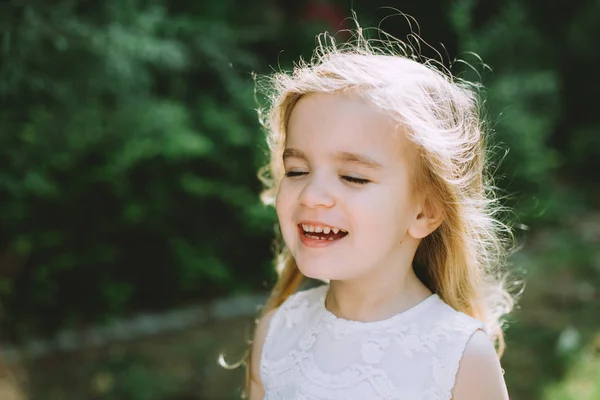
[326,264,432,323]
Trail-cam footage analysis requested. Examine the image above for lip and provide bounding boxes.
[297,221,348,248]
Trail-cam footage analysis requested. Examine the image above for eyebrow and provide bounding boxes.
[282,148,307,161]
[335,151,383,170]
[282,148,383,170]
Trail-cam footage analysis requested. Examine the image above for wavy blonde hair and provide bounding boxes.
[244,25,516,395]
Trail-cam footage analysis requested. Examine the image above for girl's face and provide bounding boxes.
[276,92,425,282]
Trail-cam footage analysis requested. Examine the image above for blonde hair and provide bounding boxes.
[244,25,516,395]
[0,356,25,400]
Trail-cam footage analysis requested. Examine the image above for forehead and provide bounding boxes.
[286,92,412,163]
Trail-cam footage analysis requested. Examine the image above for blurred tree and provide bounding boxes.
[0,0,282,338]
[0,1,598,399]
[446,1,600,399]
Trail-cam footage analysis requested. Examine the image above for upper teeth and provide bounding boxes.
[301,224,345,234]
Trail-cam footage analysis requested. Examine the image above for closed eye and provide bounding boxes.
[342,176,370,185]
[285,171,308,177]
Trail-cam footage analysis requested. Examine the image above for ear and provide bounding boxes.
[408,195,445,239]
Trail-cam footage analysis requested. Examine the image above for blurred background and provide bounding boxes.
[0,0,599,399]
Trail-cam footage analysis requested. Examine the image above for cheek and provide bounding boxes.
[275,192,285,222]
[275,181,294,222]
[354,186,413,231]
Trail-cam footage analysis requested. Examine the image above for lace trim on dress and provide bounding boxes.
[261,285,486,400]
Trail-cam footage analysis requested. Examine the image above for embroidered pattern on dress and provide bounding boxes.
[261,286,484,400]
[361,336,390,364]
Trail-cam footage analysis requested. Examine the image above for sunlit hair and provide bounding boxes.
[241,22,517,396]
[0,355,25,400]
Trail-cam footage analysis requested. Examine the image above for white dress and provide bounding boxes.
[260,284,485,400]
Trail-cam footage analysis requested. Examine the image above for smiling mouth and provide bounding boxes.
[298,223,349,241]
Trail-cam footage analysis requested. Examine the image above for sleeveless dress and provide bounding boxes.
[260,285,486,400]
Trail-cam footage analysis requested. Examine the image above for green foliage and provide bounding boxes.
[450,0,600,220]
[449,2,600,399]
[0,0,279,338]
[451,0,560,219]
[0,1,599,399]
[543,344,600,400]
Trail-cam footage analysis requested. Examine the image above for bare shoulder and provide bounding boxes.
[452,330,510,400]
[248,308,278,400]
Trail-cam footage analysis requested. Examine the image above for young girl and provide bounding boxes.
[247,26,514,400]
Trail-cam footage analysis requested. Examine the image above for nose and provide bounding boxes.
[298,173,335,209]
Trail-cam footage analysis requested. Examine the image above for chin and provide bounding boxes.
[296,263,331,280]
[296,263,352,282]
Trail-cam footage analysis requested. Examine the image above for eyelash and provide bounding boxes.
[284,171,370,185]
[343,176,370,185]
